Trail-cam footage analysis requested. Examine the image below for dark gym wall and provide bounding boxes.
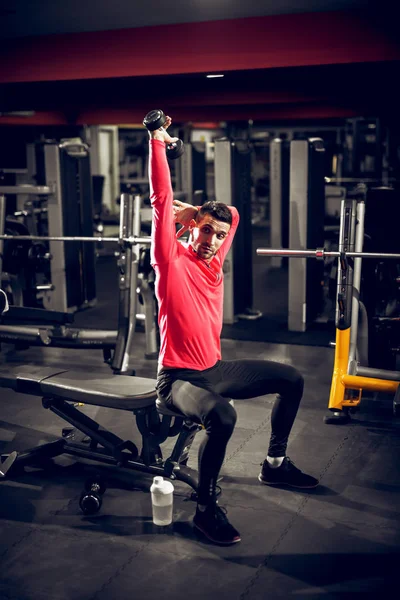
[0,9,399,126]
[1,12,396,84]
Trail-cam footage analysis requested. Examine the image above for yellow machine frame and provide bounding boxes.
[328,327,399,412]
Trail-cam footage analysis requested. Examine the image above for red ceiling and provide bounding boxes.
[0,10,399,125]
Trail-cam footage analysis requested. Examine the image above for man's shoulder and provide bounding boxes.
[152,243,190,269]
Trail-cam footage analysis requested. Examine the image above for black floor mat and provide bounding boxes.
[222,315,335,347]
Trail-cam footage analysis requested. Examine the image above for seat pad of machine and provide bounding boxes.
[0,365,157,410]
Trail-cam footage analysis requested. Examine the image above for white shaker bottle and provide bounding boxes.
[150,476,174,526]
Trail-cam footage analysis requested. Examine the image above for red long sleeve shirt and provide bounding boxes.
[149,139,239,371]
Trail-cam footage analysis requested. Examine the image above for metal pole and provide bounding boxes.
[112,193,135,372]
[133,193,158,358]
[0,234,151,245]
[133,195,141,239]
[349,252,400,259]
[256,248,400,260]
[348,200,366,370]
[356,365,400,382]
[257,249,328,258]
[0,195,6,288]
[335,197,357,331]
[0,185,53,195]
[121,194,139,373]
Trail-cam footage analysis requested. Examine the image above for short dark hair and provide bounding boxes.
[196,201,232,226]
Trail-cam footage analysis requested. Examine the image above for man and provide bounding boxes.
[148,116,318,546]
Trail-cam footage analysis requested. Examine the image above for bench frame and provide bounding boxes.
[1,393,202,498]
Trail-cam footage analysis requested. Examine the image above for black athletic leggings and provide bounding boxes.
[156,359,304,505]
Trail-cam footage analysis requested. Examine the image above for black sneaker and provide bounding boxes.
[193,503,241,545]
[258,457,319,489]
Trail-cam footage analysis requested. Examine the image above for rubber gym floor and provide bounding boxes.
[1,248,399,600]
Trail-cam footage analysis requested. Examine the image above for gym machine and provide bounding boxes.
[0,184,53,307]
[0,193,158,366]
[0,115,205,510]
[0,139,96,313]
[361,185,400,371]
[0,215,201,511]
[288,138,326,332]
[0,365,203,513]
[326,185,400,422]
[257,184,400,421]
[214,138,262,324]
[175,140,207,205]
[269,138,290,269]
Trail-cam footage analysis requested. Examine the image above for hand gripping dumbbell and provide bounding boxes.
[143,109,184,159]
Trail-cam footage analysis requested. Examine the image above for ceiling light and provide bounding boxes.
[206,74,224,79]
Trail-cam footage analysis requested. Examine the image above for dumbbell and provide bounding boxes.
[143,109,184,159]
[79,475,107,515]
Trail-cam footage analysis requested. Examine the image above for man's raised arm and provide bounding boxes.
[217,206,240,265]
[148,118,179,266]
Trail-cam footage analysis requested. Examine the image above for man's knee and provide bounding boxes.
[282,365,304,398]
[293,369,304,395]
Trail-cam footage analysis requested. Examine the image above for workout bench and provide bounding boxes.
[0,366,202,506]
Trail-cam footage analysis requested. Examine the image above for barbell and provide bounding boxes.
[0,234,151,246]
[1,238,398,257]
[256,248,400,260]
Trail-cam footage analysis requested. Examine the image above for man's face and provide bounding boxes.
[189,214,231,262]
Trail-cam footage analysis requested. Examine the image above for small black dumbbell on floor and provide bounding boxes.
[79,475,107,515]
[143,109,184,159]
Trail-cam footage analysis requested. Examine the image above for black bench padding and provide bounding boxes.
[0,366,157,410]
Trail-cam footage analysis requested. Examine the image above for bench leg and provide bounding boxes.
[1,399,202,498]
[44,396,138,462]
[0,439,66,478]
[135,406,166,466]
[163,421,202,492]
